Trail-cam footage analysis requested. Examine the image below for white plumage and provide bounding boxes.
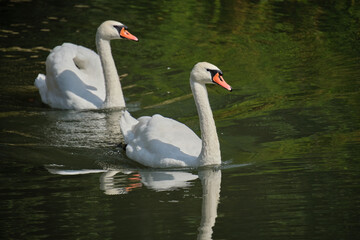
[121,111,202,168]
[35,43,105,109]
[120,62,232,168]
[35,20,138,110]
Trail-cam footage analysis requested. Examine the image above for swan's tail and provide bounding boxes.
[120,110,139,144]
[34,73,46,89]
[34,73,48,104]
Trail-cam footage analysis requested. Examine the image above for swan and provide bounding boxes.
[120,62,232,168]
[34,20,138,110]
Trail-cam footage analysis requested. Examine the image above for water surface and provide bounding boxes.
[1,0,360,239]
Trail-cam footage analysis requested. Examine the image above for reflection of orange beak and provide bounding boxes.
[125,183,142,192]
[125,173,142,192]
[120,27,139,42]
[212,72,232,91]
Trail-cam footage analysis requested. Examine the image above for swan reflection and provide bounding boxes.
[99,170,143,195]
[100,168,221,239]
[197,168,221,240]
[43,110,124,148]
[99,169,198,194]
[46,165,198,194]
[46,166,221,239]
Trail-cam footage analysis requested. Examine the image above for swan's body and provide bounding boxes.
[120,111,202,167]
[35,20,138,110]
[120,62,232,168]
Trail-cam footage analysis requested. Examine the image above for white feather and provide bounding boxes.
[35,20,138,110]
[120,62,232,168]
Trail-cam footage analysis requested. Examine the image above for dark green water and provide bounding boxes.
[1,0,360,239]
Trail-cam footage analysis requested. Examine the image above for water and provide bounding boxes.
[1,0,360,239]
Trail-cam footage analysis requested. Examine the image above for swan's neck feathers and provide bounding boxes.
[96,36,125,108]
[191,80,221,166]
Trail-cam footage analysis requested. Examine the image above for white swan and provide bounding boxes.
[120,62,232,168]
[35,20,138,110]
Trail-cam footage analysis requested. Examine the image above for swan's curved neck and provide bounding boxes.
[190,79,221,166]
[96,35,125,108]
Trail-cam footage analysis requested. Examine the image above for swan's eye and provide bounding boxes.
[113,25,122,33]
[207,69,223,79]
[114,25,128,33]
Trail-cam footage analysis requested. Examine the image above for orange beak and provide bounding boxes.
[212,72,232,91]
[120,27,139,42]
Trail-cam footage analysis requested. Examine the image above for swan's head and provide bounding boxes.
[97,20,138,41]
[191,62,232,91]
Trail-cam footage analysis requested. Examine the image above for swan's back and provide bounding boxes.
[120,111,202,168]
[39,43,105,109]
